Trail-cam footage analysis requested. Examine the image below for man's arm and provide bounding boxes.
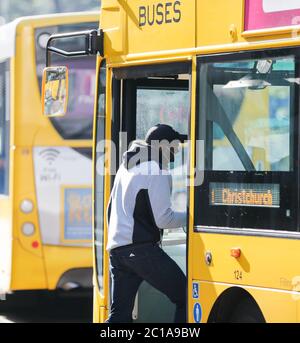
[148,173,186,229]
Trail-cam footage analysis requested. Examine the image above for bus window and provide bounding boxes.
[35,22,98,140]
[212,122,244,171]
[210,82,291,172]
[195,53,298,231]
[0,60,10,195]
[136,84,189,212]
[136,87,189,139]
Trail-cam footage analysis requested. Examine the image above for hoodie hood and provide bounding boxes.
[123,140,165,170]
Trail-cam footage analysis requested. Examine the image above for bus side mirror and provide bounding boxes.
[41,66,69,117]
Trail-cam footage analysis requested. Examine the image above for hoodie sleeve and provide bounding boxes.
[148,172,186,229]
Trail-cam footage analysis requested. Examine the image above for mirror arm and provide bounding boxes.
[47,46,90,57]
[46,29,103,66]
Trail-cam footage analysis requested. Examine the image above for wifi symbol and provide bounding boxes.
[39,148,60,165]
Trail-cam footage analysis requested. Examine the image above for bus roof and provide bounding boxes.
[0,11,99,62]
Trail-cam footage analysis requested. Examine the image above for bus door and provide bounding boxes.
[108,61,191,322]
[94,60,110,322]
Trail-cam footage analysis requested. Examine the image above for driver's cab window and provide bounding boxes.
[113,62,191,322]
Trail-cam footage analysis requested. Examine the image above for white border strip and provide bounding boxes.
[263,0,300,13]
[0,20,18,60]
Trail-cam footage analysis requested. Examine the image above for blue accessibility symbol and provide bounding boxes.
[193,303,202,323]
[192,282,199,299]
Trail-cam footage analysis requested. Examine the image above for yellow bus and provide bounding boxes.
[43,0,300,322]
[0,12,99,295]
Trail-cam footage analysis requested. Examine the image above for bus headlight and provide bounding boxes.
[22,223,35,236]
[20,199,34,214]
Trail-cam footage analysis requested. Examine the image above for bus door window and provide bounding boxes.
[0,60,10,195]
[113,62,191,322]
[135,79,189,213]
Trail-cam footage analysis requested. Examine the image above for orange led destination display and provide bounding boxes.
[210,182,280,208]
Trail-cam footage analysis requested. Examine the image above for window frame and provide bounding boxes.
[94,60,107,292]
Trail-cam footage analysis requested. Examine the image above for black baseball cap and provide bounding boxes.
[145,124,187,145]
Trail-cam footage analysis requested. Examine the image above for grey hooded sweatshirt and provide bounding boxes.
[106,141,186,251]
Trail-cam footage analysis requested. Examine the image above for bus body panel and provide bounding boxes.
[191,232,300,293]
[100,0,300,65]
[100,0,196,59]
[11,239,47,290]
[190,281,299,323]
[33,146,92,247]
[43,245,92,290]
[93,282,109,323]
[196,0,245,47]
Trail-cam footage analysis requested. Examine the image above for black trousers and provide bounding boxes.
[106,242,186,323]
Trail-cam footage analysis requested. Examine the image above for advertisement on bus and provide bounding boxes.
[245,0,300,30]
